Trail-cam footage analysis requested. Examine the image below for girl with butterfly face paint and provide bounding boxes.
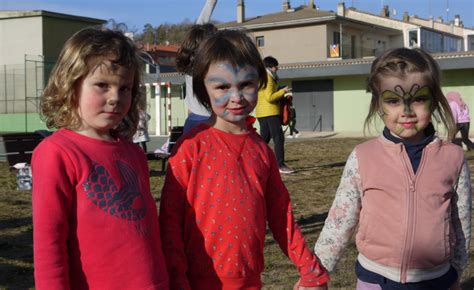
[315,48,471,290]
[159,30,329,290]
[378,73,433,143]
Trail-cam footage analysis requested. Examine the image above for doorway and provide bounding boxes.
[292,80,334,131]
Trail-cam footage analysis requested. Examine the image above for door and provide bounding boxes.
[292,80,334,131]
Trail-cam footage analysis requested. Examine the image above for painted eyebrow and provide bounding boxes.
[242,71,258,80]
[205,76,229,83]
[380,90,403,98]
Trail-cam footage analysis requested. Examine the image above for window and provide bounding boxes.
[256,36,264,47]
[333,31,341,45]
[419,29,462,53]
[408,30,418,47]
[468,35,474,51]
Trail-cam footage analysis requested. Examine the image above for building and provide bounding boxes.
[0,10,105,132]
[0,10,164,135]
[143,43,179,73]
[162,1,474,135]
[221,1,473,62]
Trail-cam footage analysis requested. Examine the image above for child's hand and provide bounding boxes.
[293,279,328,290]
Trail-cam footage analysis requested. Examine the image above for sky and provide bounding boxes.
[1,0,473,32]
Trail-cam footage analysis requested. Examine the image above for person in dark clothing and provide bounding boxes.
[286,95,300,138]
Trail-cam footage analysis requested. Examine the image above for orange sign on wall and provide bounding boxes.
[329,44,340,58]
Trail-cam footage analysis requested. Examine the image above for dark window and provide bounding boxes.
[408,30,418,47]
[333,32,341,45]
[256,36,265,47]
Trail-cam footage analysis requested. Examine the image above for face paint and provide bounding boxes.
[204,61,259,133]
[377,73,433,143]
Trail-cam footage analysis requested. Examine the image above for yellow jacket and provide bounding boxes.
[255,72,286,118]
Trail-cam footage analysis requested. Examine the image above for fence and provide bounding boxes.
[0,56,55,132]
[0,56,55,114]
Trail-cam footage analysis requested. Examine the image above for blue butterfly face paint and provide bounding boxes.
[204,61,259,132]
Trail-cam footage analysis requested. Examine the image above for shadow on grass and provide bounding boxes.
[296,161,346,172]
[461,277,474,290]
[0,263,34,288]
[0,230,33,260]
[297,212,328,230]
[0,217,31,231]
[0,228,34,288]
[149,170,166,177]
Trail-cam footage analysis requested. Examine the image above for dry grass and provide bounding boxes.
[1,137,473,289]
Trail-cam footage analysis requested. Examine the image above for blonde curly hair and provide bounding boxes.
[41,27,145,139]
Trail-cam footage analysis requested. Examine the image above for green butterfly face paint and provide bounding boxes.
[378,73,433,143]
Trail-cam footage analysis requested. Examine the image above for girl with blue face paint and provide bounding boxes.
[159,29,329,290]
[204,62,260,132]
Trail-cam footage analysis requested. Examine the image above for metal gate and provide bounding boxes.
[292,79,334,131]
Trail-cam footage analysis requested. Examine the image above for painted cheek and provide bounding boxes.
[233,115,246,121]
[243,91,257,102]
[424,100,432,112]
[380,103,394,117]
[213,93,231,107]
[395,127,405,135]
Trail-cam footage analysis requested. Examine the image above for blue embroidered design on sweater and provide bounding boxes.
[82,161,146,221]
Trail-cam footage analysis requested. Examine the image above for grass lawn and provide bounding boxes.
[1,137,473,288]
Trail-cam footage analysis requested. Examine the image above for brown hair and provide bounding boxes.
[365,47,456,140]
[192,29,267,112]
[175,23,217,74]
[41,27,144,139]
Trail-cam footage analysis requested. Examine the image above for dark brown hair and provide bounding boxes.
[365,47,456,140]
[41,27,144,139]
[192,29,267,112]
[175,23,217,74]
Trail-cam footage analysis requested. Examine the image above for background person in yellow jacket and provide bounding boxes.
[256,56,294,174]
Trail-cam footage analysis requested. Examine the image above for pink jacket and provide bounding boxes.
[315,136,472,283]
[449,100,470,124]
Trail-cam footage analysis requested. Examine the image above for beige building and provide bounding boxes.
[161,1,474,134]
[0,10,105,65]
[0,10,105,131]
[219,1,474,64]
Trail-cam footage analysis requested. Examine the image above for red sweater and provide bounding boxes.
[159,124,328,289]
[32,129,169,290]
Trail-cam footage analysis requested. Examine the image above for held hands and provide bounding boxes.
[293,279,328,290]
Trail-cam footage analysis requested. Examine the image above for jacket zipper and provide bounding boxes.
[399,146,416,283]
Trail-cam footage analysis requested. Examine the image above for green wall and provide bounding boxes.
[442,69,474,112]
[0,113,47,133]
[1,69,472,136]
[332,68,474,135]
[333,75,373,134]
